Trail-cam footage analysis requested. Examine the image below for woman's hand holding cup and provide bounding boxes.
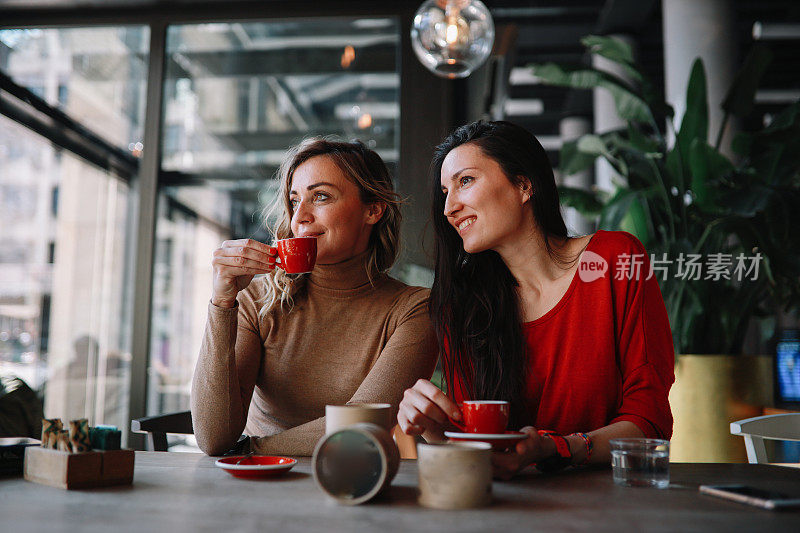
[397,379,462,443]
[211,239,275,308]
[491,426,554,480]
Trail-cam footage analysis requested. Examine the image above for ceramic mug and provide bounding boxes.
[450,400,510,434]
[313,423,400,505]
[325,403,392,434]
[417,441,493,510]
[270,237,317,274]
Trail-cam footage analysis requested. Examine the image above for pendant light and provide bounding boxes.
[411,0,495,79]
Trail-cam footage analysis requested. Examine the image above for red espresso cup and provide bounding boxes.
[270,237,317,274]
[450,400,510,434]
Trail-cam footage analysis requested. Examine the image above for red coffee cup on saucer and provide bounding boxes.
[270,237,317,274]
[450,400,510,434]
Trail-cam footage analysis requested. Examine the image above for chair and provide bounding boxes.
[131,410,250,453]
[730,413,800,463]
[131,410,193,451]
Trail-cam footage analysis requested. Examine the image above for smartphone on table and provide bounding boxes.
[700,484,800,510]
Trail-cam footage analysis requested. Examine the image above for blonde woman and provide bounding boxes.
[192,139,437,456]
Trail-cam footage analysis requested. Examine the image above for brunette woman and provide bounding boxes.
[397,121,674,478]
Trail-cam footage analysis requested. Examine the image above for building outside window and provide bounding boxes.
[0,26,148,430]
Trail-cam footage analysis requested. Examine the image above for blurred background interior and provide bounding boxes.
[0,0,798,457]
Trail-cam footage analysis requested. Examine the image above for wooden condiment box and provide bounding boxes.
[24,446,134,489]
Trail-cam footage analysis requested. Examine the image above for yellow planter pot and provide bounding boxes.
[669,354,772,463]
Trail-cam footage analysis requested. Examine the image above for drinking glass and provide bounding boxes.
[610,438,670,489]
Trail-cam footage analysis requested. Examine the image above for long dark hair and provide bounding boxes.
[429,120,569,428]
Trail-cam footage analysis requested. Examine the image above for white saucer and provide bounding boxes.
[444,431,525,440]
[444,431,527,451]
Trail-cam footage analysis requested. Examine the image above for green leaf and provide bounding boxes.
[581,35,635,64]
[619,195,653,247]
[575,133,629,176]
[744,103,800,185]
[717,184,772,217]
[581,35,642,84]
[529,63,651,123]
[665,147,685,193]
[762,101,800,132]
[687,139,733,211]
[603,132,667,190]
[576,134,608,156]
[559,139,596,175]
[598,187,638,230]
[667,59,709,196]
[627,123,660,154]
[722,44,773,118]
[558,186,603,216]
[676,59,709,171]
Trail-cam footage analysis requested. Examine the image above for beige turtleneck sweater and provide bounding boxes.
[191,253,438,456]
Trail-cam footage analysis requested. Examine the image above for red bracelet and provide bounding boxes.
[537,430,571,458]
[569,432,593,465]
[535,430,572,473]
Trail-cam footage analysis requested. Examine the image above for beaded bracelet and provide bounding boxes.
[569,432,593,466]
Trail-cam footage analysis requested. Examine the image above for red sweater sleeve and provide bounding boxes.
[609,234,675,439]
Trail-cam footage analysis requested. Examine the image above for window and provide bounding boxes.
[0,26,148,429]
[149,18,400,449]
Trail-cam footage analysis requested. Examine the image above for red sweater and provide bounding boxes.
[448,231,675,439]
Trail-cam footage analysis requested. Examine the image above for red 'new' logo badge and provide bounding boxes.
[578,250,608,282]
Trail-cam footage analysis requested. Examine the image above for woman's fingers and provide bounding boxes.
[492,427,541,480]
[216,243,272,266]
[398,401,438,436]
[397,402,429,435]
[399,388,446,429]
[221,238,272,255]
[412,379,461,421]
[404,386,450,425]
[210,239,275,306]
[214,255,272,273]
[397,379,463,440]
[212,240,279,282]
[398,381,457,436]
[217,265,268,277]
[515,426,538,456]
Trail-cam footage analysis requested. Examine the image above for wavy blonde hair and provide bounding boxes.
[258,137,402,316]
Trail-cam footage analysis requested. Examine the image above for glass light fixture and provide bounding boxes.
[411,0,495,79]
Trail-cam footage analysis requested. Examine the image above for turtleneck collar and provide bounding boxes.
[307,250,380,291]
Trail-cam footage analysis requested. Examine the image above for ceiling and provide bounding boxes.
[491,0,799,156]
[1,0,798,236]
[1,1,797,138]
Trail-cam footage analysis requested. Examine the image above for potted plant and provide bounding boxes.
[529,36,800,461]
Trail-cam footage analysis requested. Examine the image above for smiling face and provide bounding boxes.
[289,155,383,264]
[440,143,533,254]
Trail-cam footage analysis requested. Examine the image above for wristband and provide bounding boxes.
[535,430,572,473]
[568,432,593,466]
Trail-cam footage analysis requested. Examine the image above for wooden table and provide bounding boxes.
[2,452,800,532]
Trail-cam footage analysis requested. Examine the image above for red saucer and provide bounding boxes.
[215,455,297,479]
[444,431,528,451]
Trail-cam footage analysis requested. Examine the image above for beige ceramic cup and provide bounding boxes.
[312,422,400,505]
[325,403,392,434]
[417,441,493,510]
